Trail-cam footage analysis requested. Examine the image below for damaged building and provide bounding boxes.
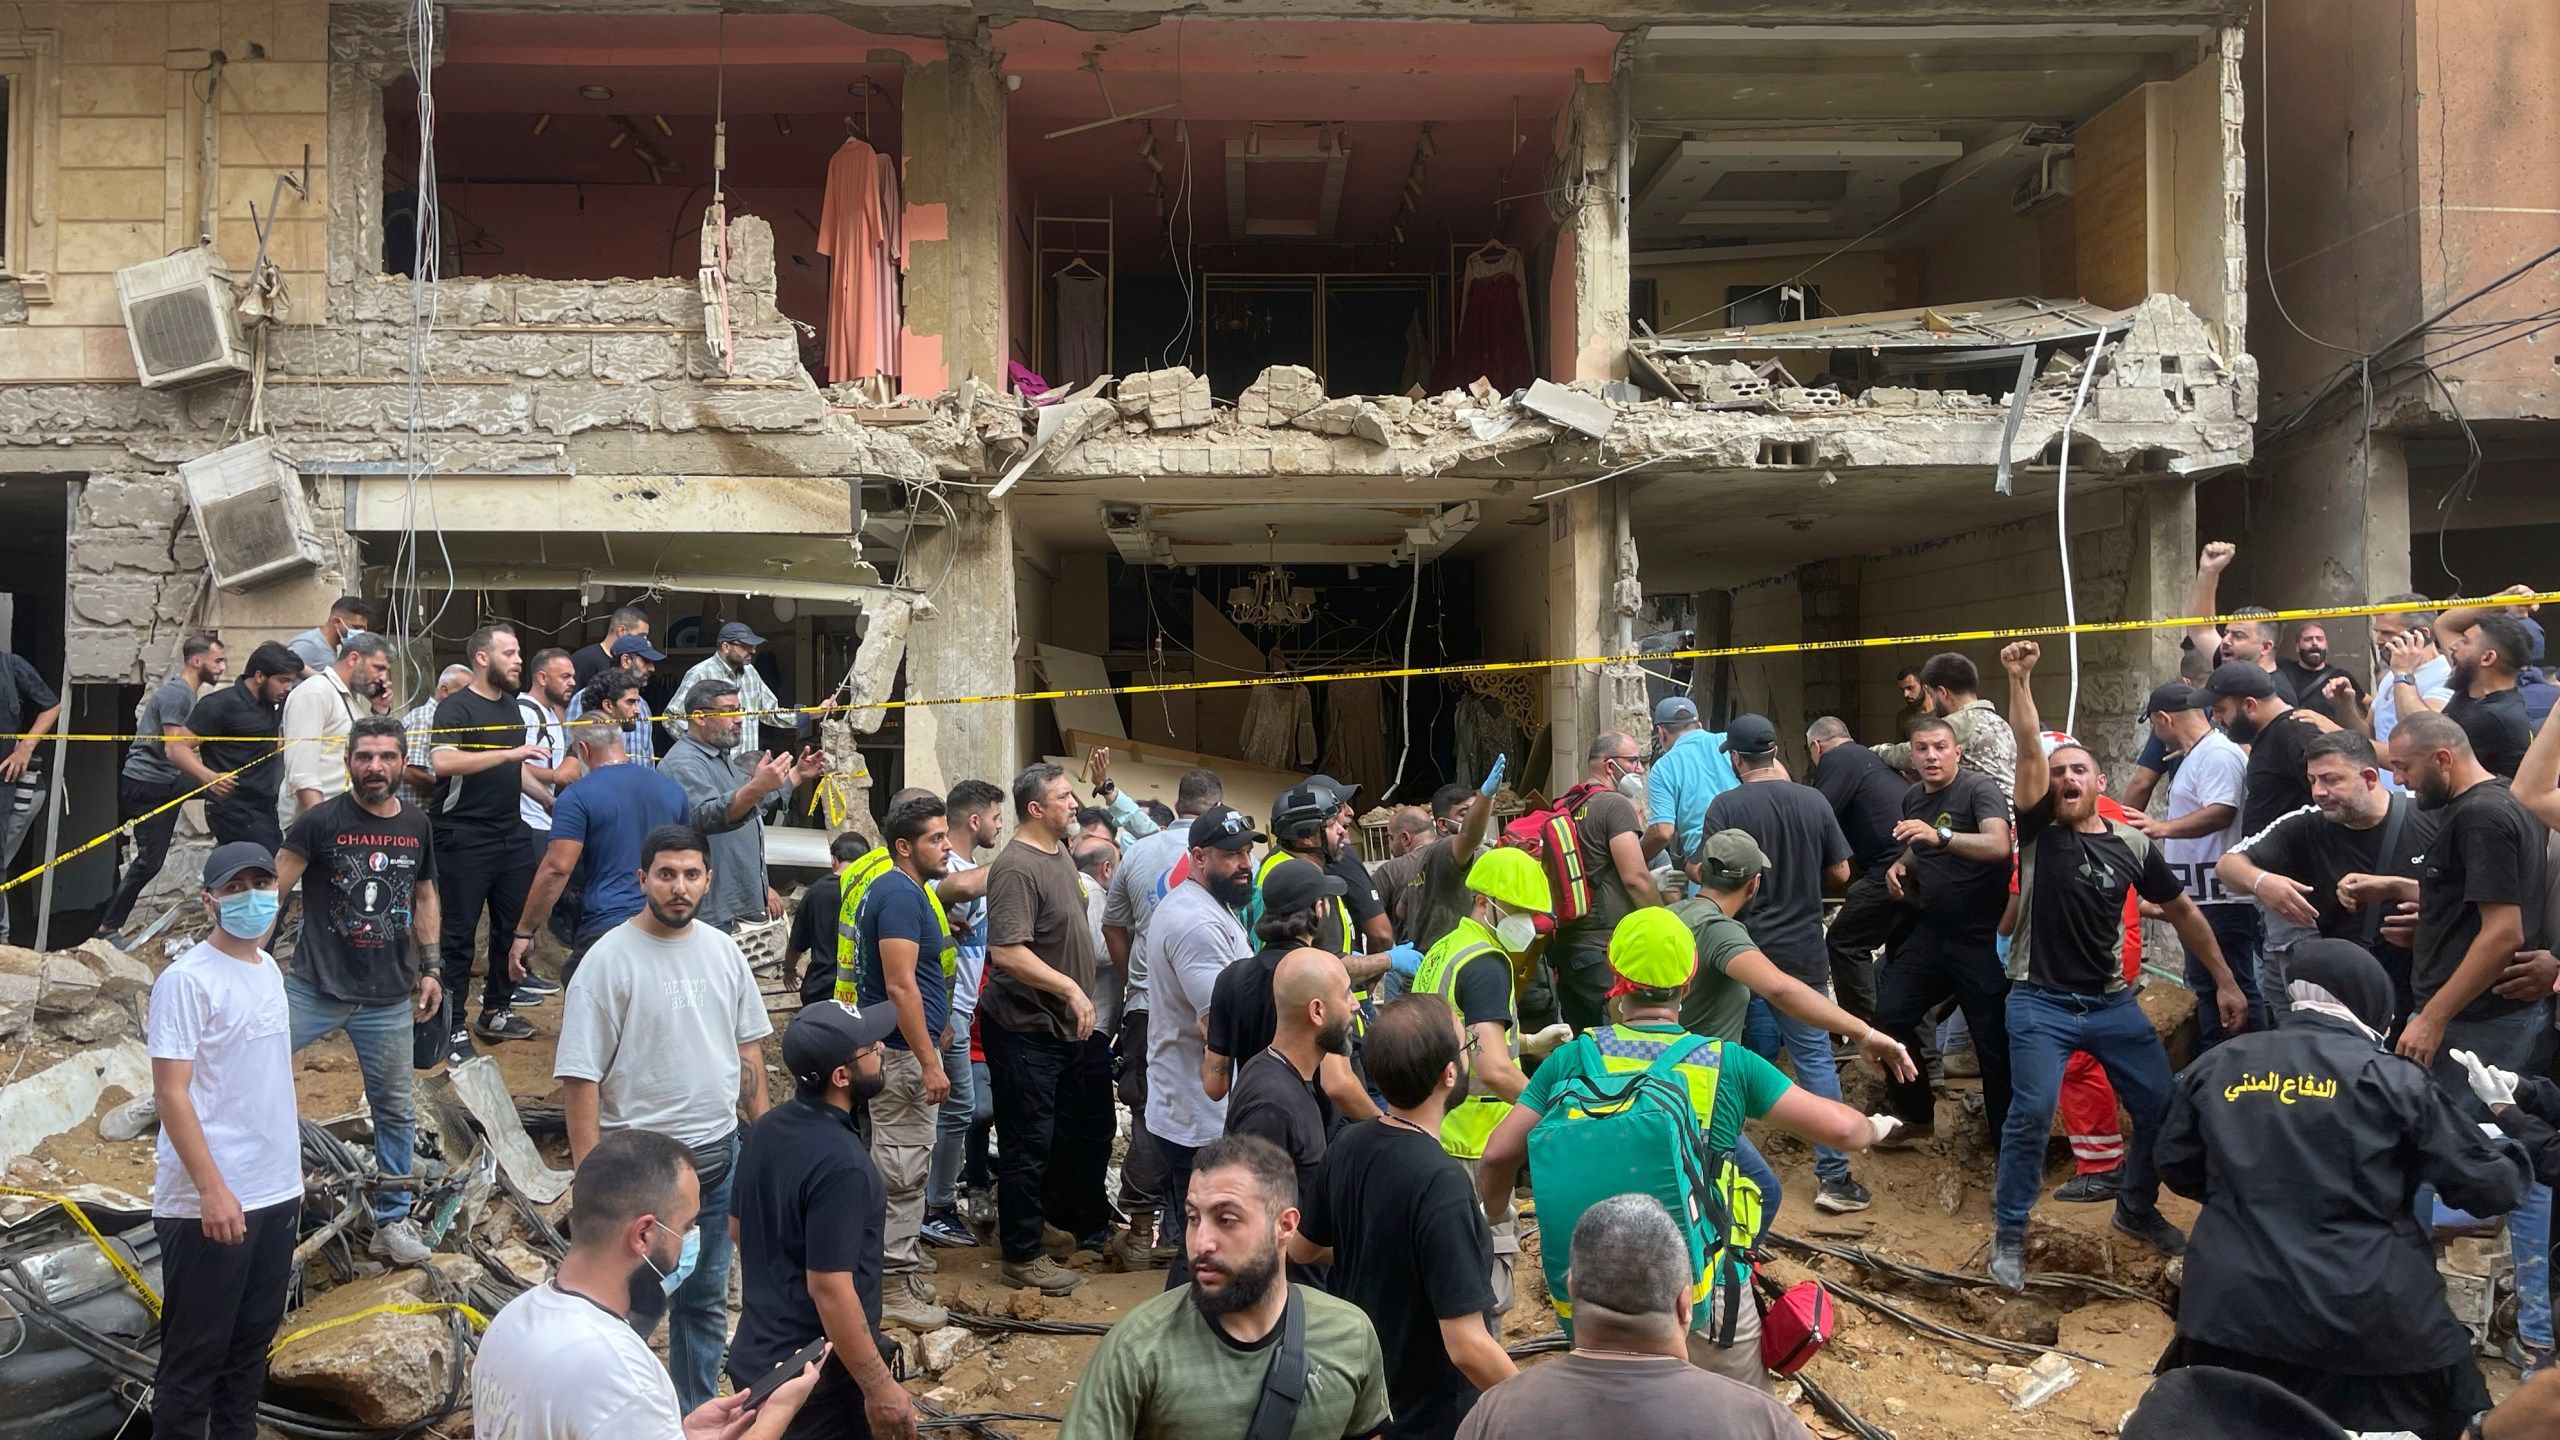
[0,0,2257,933]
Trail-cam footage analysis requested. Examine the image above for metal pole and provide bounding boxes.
[33,478,82,952]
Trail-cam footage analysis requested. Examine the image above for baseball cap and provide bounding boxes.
[1188,804,1265,852]
[1693,829,1769,887]
[783,1000,898,1088]
[202,841,277,889]
[716,621,768,648]
[2200,660,2279,703]
[1720,714,1778,757]
[1653,696,1700,727]
[1260,857,1347,914]
[608,634,666,662]
[2144,681,2201,717]
[1308,773,1361,809]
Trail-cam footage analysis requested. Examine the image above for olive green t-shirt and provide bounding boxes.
[1669,898,1761,1042]
[1059,1282,1391,1440]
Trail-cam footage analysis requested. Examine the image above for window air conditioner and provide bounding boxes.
[116,248,253,390]
[178,438,327,592]
[2010,149,2077,218]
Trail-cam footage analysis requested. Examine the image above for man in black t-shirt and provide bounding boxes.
[425,622,545,1064]
[2278,622,2365,724]
[1989,642,2246,1291]
[2201,660,2336,836]
[1314,777,1395,955]
[1810,716,1919,1026]
[2218,729,2436,1023]
[268,715,442,1265]
[730,1002,916,1440]
[1293,996,1513,1439]
[786,831,873,1001]
[185,642,305,852]
[1875,715,2013,1140]
[2421,604,2536,779]
[1226,947,1353,1289]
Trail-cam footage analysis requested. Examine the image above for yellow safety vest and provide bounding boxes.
[1414,916,1518,1159]
[1556,1024,1764,1311]
[1252,847,1358,956]
[833,850,954,1007]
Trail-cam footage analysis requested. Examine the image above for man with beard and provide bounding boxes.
[183,641,304,852]
[281,631,393,826]
[1874,714,2014,1143]
[2201,660,2335,837]
[426,623,548,1060]
[729,1001,920,1440]
[1293,995,1515,1439]
[1148,807,1261,1290]
[1251,780,1394,990]
[101,632,226,940]
[267,716,444,1267]
[2390,603,2535,779]
[660,678,824,934]
[555,824,775,1411]
[849,795,958,1332]
[2180,542,2296,699]
[1059,1134,1389,1440]
[670,621,794,753]
[1989,642,2247,1291]
[1874,653,2016,801]
[475,1130,822,1440]
[2280,623,2364,724]
[1224,948,1358,1220]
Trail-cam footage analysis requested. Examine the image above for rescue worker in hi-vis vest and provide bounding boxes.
[1412,847,1575,1311]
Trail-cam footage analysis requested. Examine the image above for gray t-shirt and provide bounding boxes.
[1145,878,1251,1148]
[1101,826,1188,1011]
[123,676,197,785]
[553,919,773,1148]
[657,737,769,931]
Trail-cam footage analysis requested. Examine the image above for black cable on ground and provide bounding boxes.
[1795,1369,1895,1440]
[946,1310,1112,1337]
[1815,1272,2104,1366]
[1769,1230,2168,1309]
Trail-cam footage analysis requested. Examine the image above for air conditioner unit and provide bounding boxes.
[2011,148,2077,218]
[116,248,253,390]
[178,438,327,592]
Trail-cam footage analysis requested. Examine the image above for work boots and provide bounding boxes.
[1002,1255,1086,1296]
[1107,1209,1166,1271]
[880,1273,949,1331]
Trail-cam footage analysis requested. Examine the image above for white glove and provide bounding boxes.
[2452,1048,2520,1110]
[1520,1022,1574,1058]
[1865,1113,1903,1147]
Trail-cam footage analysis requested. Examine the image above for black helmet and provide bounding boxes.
[1271,781,1338,846]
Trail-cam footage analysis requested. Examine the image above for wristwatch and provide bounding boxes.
[1935,823,1955,847]
[1095,779,1117,798]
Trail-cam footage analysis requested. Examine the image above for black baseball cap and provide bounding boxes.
[1260,857,1347,913]
[202,841,276,889]
[2144,681,2202,717]
[608,634,666,662]
[783,1000,898,1087]
[1188,804,1265,852]
[716,621,768,648]
[2200,661,2280,703]
[1720,714,1778,757]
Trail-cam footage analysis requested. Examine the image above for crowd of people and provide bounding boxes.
[112,554,2560,1440]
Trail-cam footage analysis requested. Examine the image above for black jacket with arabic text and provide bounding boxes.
[2156,1011,2531,1373]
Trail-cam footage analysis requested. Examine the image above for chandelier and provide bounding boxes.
[1228,528,1316,628]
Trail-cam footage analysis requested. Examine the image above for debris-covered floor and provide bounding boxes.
[0,932,2526,1440]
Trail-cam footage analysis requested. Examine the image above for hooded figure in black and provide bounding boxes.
[2155,938,2531,1440]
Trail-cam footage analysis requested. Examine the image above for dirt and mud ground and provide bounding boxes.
[5,941,2527,1439]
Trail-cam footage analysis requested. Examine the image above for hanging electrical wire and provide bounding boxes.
[2053,326,2117,736]
[390,0,461,698]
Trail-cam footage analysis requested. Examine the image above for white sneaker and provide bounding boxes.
[372,1218,433,1266]
[99,1094,158,1142]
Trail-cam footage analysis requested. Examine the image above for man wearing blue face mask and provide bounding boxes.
[555,825,775,1411]
[147,842,304,1440]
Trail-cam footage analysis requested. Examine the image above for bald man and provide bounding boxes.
[1223,947,1357,1207]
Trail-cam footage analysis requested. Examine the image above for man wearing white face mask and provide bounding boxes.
[148,842,304,1440]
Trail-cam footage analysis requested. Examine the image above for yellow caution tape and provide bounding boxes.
[10,590,2556,747]
[0,753,269,894]
[0,1185,163,1320]
[268,1300,490,1358]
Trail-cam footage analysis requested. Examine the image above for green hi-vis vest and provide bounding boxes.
[1245,847,1357,957]
[1414,917,1516,1159]
[1527,1024,1762,1343]
[833,849,954,1007]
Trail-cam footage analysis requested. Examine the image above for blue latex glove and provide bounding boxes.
[1388,943,1424,979]
[1479,753,1508,798]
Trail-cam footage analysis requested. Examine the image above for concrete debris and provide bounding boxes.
[78,939,154,999]
[435,1055,573,1204]
[1773,385,1845,411]
[1237,365,1326,428]
[266,1261,479,1427]
[0,1039,149,1169]
[1290,396,1396,446]
[843,589,925,735]
[0,969,32,1039]
[0,946,103,1015]
[51,999,139,1045]
[1116,368,1214,431]
[1520,379,1615,440]
[919,1324,984,1375]
[1990,1352,2080,1410]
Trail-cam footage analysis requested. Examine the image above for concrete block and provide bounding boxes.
[267,1267,471,1427]
[533,383,661,435]
[72,536,181,575]
[722,214,779,295]
[1118,368,1212,431]
[592,333,689,383]
[592,282,702,326]
[1237,365,1325,427]
[510,282,598,325]
[421,329,593,379]
[79,940,154,999]
[0,327,89,379]
[660,384,826,434]
[1521,379,1614,440]
[81,474,188,529]
[83,327,144,382]
[0,1039,149,1169]
[267,327,360,376]
[67,627,144,683]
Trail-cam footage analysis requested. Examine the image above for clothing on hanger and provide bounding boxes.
[817,136,898,383]
[1437,243,1535,395]
[1241,684,1318,770]
[1053,262,1107,389]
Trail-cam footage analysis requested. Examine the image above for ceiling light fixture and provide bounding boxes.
[579,84,614,101]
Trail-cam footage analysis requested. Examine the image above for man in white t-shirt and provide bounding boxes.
[511,647,580,1004]
[148,842,305,1440]
[2127,682,2265,1046]
[555,822,775,1412]
[1144,806,1261,1286]
[474,1129,822,1440]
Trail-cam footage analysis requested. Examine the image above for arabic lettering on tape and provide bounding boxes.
[2221,1070,2341,1105]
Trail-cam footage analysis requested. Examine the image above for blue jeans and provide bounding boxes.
[1744,995,1850,1182]
[285,974,416,1224]
[2191,904,2270,1048]
[925,1023,981,1211]
[2430,999,2557,1350]
[1732,1133,1781,1241]
[1996,984,2173,1231]
[637,1132,737,1413]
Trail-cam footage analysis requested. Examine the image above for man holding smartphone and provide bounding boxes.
[731,1001,920,1440]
